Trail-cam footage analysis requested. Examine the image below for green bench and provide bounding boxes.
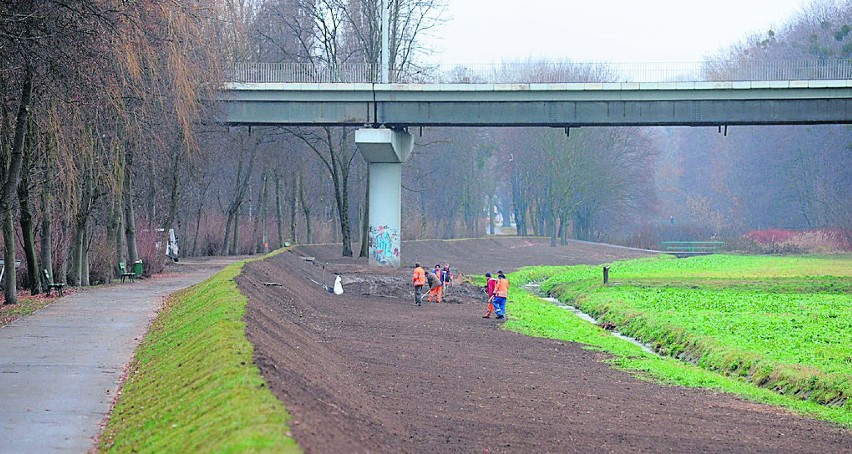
[42,269,66,296]
[660,241,725,258]
[118,262,136,283]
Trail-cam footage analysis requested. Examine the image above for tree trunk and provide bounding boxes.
[326,129,352,257]
[72,160,94,286]
[1,66,33,305]
[70,218,84,287]
[2,212,17,304]
[146,160,157,225]
[162,142,181,258]
[191,199,203,256]
[275,170,284,248]
[221,159,242,256]
[338,183,353,256]
[124,144,139,264]
[221,210,234,256]
[40,148,54,287]
[81,223,90,287]
[549,204,557,248]
[107,145,123,278]
[251,181,260,255]
[289,171,298,244]
[359,173,369,257]
[231,205,241,255]
[110,195,125,278]
[221,145,257,256]
[260,170,269,253]
[17,137,41,294]
[299,172,312,243]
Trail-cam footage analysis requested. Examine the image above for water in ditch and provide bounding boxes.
[524,283,657,355]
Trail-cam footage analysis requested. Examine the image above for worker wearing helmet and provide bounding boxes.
[493,270,509,319]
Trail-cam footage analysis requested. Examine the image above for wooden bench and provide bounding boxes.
[659,241,725,258]
[118,262,136,283]
[42,269,65,296]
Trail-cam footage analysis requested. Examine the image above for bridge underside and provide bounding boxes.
[218,82,852,266]
[219,83,852,127]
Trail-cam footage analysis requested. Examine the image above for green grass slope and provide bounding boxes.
[98,261,299,453]
[507,254,852,427]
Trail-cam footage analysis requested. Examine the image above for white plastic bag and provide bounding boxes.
[333,275,344,295]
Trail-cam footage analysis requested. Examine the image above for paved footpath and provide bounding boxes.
[0,258,242,453]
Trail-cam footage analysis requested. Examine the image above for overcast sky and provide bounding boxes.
[424,0,808,64]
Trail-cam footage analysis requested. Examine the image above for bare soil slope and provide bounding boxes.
[236,238,849,453]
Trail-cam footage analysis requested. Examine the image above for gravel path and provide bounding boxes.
[0,258,240,453]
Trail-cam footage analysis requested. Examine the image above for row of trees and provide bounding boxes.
[654,0,852,242]
[2,0,849,306]
[0,1,225,304]
[0,0,452,303]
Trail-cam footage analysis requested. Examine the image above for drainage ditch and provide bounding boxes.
[523,283,657,355]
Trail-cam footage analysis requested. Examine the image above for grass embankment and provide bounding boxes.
[98,260,299,453]
[505,254,852,427]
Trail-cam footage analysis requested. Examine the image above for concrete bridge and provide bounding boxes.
[217,61,852,266]
[220,80,852,128]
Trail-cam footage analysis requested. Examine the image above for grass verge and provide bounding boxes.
[504,254,852,428]
[0,291,63,327]
[98,258,299,453]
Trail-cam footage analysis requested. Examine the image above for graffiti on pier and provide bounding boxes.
[369,225,400,267]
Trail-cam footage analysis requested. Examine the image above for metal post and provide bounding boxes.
[381,0,390,83]
[603,266,610,285]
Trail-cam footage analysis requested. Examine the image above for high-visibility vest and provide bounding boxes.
[413,267,426,286]
[495,278,509,298]
[486,277,497,296]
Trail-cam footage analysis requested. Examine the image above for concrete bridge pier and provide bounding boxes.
[355,128,414,267]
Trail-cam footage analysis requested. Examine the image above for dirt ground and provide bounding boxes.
[236,237,850,453]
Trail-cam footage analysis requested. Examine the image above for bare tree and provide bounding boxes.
[248,0,446,256]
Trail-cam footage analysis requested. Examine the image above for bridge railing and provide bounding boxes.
[227,60,852,84]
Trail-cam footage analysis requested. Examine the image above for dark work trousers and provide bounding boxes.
[414,285,424,305]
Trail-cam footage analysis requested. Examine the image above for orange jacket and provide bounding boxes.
[413,266,426,286]
[495,277,509,298]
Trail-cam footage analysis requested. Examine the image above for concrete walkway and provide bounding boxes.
[0,258,242,453]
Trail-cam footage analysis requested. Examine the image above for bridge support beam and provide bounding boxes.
[355,128,414,267]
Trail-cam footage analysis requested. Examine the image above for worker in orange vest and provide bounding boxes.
[431,264,443,301]
[412,263,426,306]
[427,269,442,303]
[493,270,509,319]
[482,272,497,318]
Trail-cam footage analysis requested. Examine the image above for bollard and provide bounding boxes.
[603,266,610,285]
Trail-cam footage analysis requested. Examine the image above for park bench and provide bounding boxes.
[42,269,66,296]
[118,262,136,283]
[659,241,725,258]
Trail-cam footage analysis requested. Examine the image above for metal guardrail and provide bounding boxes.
[660,241,726,256]
[0,259,22,284]
[228,60,852,84]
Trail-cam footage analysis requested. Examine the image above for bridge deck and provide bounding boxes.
[219,80,852,127]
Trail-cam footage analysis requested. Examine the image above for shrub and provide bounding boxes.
[88,231,116,285]
[745,229,798,245]
[743,229,852,254]
[135,226,167,276]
